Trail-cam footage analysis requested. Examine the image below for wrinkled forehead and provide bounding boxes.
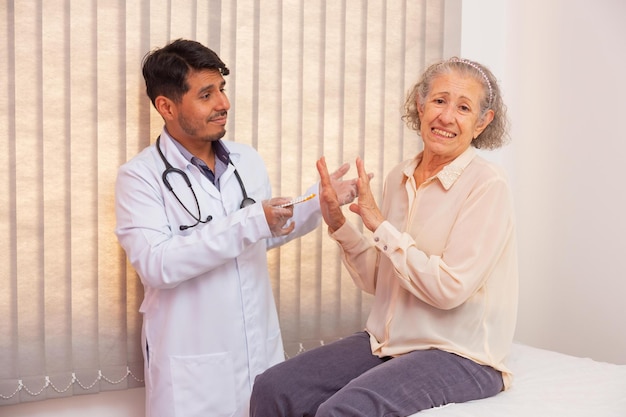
[428,72,485,100]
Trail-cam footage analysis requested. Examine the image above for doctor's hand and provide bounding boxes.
[328,161,374,206]
[263,198,296,237]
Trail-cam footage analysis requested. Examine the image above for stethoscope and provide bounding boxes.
[156,136,256,230]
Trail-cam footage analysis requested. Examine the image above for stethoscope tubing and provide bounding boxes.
[155,135,255,230]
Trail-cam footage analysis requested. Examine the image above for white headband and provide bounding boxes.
[449,57,493,107]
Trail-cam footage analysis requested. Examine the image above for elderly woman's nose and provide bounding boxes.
[438,105,455,122]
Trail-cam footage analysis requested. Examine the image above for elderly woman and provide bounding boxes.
[250,57,518,417]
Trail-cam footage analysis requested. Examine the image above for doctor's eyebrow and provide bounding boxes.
[198,80,226,97]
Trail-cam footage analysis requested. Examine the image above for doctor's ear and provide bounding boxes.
[154,96,176,121]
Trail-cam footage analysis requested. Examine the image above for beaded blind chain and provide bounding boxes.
[1,340,326,401]
[449,57,494,107]
[0,368,144,400]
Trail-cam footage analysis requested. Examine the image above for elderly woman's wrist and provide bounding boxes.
[328,217,346,234]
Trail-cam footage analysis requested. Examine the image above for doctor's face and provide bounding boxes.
[172,69,231,143]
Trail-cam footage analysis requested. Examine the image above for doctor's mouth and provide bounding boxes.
[208,111,228,125]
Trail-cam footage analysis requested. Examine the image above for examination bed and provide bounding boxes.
[412,342,626,416]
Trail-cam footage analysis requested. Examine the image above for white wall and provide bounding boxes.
[462,0,626,365]
[3,1,625,416]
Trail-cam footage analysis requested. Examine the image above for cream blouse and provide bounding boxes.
[330,147,519,388]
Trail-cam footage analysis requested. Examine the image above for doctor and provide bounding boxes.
[115,39,359,417]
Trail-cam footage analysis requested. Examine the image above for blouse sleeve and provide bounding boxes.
[372,175,515,310]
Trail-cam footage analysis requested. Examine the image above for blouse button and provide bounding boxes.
[383,245,388,251]
[374,237,380,242]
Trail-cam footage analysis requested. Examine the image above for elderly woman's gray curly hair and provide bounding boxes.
[402,57,510,150]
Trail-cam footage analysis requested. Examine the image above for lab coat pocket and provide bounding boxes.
[170,352,237,417]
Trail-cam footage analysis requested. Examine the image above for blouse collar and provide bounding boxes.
[403,147,476,190]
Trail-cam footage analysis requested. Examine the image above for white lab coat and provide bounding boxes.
[115,129,321,417]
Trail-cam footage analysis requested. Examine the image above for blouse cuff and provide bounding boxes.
[371,221,402,253]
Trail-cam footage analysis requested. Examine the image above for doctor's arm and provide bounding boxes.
[114,161,279,289]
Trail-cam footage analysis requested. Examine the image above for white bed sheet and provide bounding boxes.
[411,343,626,417]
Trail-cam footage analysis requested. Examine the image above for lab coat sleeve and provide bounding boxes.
[115,150,275,290]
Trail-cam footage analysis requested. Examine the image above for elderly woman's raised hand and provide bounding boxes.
[317,156,383,233]
[316,157,347,232]
[348,157,384,232]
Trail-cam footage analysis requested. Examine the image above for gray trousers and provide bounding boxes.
[249,331,503,417]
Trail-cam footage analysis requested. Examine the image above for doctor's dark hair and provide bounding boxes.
[142,39,230,106]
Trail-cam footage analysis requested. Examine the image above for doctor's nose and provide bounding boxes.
[216,91,231,111]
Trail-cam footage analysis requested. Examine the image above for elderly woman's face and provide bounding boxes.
[418,71,492,160]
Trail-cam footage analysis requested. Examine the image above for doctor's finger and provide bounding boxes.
[329,162,350,180]
[270,219,295,237]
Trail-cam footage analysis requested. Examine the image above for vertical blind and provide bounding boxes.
[0,0,456,406]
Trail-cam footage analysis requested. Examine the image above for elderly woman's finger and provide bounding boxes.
[317,157,332,188]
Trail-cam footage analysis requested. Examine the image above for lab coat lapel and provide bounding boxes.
[159,132,222,201]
